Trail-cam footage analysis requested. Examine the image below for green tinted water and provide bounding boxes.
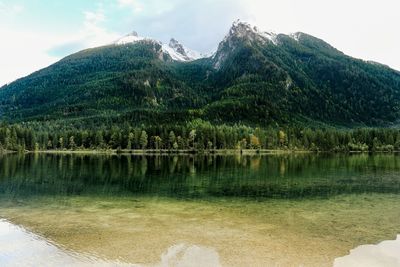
[0,153,400,266]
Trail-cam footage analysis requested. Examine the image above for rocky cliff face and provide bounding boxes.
[114,31,202,62]
[212,20,278,69]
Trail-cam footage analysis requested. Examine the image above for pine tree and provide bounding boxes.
[95,131,105,149]
[173,141,179,150]
[140,130,148,149]
[168,131,176,149]
[69,136,76,150]
[189,130,196,149]
[154,136,162,150]
[279,130,287,148]
[127,132,134,150]
[58,137,64,150]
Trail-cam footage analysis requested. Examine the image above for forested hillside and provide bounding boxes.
[0,21,399,129]
[1,121,400,153]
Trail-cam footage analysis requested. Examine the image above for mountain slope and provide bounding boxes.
[0,42,210,122]
[114,31,203,62]
[0,21,399,127]
[204,22,400,125]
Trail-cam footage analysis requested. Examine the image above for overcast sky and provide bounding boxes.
[0,0,399,86]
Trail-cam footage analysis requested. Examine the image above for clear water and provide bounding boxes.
[0,153,399,266]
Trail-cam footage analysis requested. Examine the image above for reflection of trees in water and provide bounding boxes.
[189,156,196,176]
[0,153,400,199]
[140,156,148,176]
[154,156,161,171]
[169,156,178,174]
[250,156,261,171]
[279,159,286,176]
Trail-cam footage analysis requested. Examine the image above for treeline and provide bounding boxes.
[1,121,400,152]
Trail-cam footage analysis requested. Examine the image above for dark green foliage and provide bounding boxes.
[0,32,399,151]
[1,120,400,153]
[2,153,400,200]
[0,43,207,122]
[0,32,399,127]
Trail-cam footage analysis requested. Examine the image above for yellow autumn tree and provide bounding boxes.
[250,134,261,149]
[279,130,287,147]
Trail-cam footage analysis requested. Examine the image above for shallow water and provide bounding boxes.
[0,219,220,267]
[0,153,400,266]
[0,219,130,267]
[335,235,400,267]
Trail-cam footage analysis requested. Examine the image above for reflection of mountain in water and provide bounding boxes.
[0,154,400,199]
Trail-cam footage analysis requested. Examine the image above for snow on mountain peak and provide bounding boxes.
[289,32,302,42]
[213,20,278,69]
[169,38,186,55]
[114,31,149,45]
[228,20,278,45]
[167,38,202,61]
[129,31,138,37]
[114,31,202,62]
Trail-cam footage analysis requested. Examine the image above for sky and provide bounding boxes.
[0,0,399,86]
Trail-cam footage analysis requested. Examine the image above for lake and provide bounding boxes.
[0,153,400,266]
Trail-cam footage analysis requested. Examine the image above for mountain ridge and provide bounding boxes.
[0,20,399,128]
[113,30,203,62]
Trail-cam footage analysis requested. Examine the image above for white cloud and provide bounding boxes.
[117,0,134,5]
[243,0,400,71]
[0,6,119,86]
[117,0,143,13]
[115,0,249,53]
[0,28,59,86]
[1,0,399,87]
[79,7,120,48]
[116,0,400,71]
[0,1,24,16]
[84,10,105,26]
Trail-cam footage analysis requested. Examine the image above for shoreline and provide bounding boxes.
[28,149,312,156]
[16,149,400,156]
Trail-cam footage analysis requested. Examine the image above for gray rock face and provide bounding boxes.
[213,20,278,69]
[129,31,139,37]
[169,38,188,58]
[168,38,202,61]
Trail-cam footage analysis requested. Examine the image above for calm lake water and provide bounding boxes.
[0,153,400,266]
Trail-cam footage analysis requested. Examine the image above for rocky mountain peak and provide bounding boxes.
[163,38,202,61]
[113,32,202,62]
[128,31,139,37]
[226,20,277,44]
[229,20,257,38]
[114,30,149,45]
[169,38,188,57]
[212,20,278,69]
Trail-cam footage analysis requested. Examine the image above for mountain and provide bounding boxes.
[0,20,399,127]
[204,21,400,125]
[114,31,203,62]
[167,38,203,61]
